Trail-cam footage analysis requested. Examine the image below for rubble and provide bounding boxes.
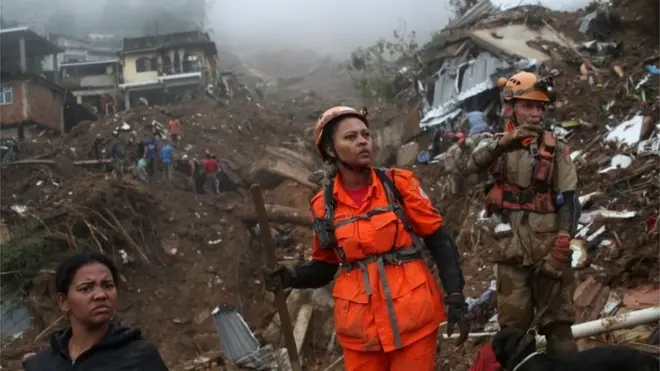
[0,0,658,370]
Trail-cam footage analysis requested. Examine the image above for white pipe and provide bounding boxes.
[441,307,660,341]
[571,306,660,338]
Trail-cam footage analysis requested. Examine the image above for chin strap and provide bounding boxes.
[329,146,371,174]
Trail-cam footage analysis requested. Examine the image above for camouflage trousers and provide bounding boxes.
[496,263,578,356]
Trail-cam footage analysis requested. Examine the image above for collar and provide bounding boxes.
[332,168,378,208]
[512,352,540,371]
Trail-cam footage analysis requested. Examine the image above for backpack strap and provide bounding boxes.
[374,168,425,251]
[374,167,404,205]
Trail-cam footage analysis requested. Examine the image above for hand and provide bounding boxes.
[538,235,572,279]
[497,124,543,148]
[262,265,294,292]
[445,293,471,346]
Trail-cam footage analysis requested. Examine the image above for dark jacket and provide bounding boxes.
[24,322,168,371]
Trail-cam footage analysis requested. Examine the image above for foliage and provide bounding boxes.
[344,23,422,102]
[0,226,72,311]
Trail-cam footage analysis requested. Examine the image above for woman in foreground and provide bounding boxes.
[24,251,168,371]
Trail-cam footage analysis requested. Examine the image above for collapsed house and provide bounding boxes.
[45,33,123,113]
[419,0,576,130]
[118,30,219,108]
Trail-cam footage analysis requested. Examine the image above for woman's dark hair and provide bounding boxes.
[55,251,119,294]
[320,119,339,160]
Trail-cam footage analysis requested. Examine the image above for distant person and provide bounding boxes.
[201,153,219,194]
[110,132,124,178]
[99,95,107,116]
[188,156,205,194]
[466,111,489,136]
[92,133,103,160]
[22,251,168,371]
[168,115,181,144]
[136,157,149,182]
[160,141,176,182]
[142,136,157,176]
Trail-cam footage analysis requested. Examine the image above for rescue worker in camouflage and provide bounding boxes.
[264,106,470,371]
[440,127,493,196]
[467,72,580,356]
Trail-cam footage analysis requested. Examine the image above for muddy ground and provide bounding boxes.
[0,1,658,370]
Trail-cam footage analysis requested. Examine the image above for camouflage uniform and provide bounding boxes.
[467,132,579,356]
[441,133,493,195]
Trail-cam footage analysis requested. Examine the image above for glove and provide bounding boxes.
[538,235,572,279]
[445,293,471,346]
[262,265,294,292]
[497,124,543,148]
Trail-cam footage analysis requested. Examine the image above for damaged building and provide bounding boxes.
[0,27,66,139]
[419,0,576,130]
[118,30,219,108]
[44,33,123,113]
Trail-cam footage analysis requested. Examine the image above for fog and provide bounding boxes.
[1,0,593,58]
[211,0,453,56]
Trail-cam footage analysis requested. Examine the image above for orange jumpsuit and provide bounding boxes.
[310,168,446,371]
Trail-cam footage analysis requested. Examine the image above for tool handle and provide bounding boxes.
[250,184,302,371]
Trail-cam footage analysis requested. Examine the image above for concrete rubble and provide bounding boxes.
[0,0,658,369]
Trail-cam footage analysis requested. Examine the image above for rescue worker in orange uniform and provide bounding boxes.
[263,106,470,371]
[467,72,580,358]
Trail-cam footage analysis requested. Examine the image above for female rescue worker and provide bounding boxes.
[467,72,579,358]
[264,106,470,370]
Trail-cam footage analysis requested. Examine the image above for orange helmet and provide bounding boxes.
[501,71,554,102]
[314,106,368,158]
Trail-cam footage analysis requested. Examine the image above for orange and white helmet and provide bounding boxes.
[314,106,368,159]
[501,71,555,103]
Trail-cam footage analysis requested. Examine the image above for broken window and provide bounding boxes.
[136,57,150,73]
[0,86,12,105]
[135,57,158,73]
[183,54,201,73]
[161,56,172,74]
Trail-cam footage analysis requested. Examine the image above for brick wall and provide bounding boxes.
[0,82,25,125]
[26,81,64,132]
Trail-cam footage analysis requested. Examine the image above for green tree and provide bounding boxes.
[345,23,422,103]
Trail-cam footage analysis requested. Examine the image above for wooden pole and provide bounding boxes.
[250,184,302,371]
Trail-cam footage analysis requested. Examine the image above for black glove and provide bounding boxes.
[445,293,471,346]
[262,265,294,292]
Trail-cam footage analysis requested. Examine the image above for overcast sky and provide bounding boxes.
[210,0,453,56]
[1,0,593,58]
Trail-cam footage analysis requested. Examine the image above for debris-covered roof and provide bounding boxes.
[121,30,217,55]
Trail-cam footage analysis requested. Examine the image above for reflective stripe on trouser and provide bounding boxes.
[340,245,423,349]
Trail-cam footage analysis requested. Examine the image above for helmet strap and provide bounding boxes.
[329,146,371,174]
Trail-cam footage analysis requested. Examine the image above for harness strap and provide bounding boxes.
[318,168,428,350]
[339,245,422,349]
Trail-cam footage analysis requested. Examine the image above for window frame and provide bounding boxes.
[0,86,13,105]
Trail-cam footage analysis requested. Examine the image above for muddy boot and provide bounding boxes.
[543,323,577,356]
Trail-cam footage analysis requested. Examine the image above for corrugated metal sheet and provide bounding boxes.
[421,51,510,128]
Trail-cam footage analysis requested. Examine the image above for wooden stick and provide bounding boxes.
[323,356,344,371]
[32,315,64,344]
[83,219,105,254]
[250,184,302,371]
